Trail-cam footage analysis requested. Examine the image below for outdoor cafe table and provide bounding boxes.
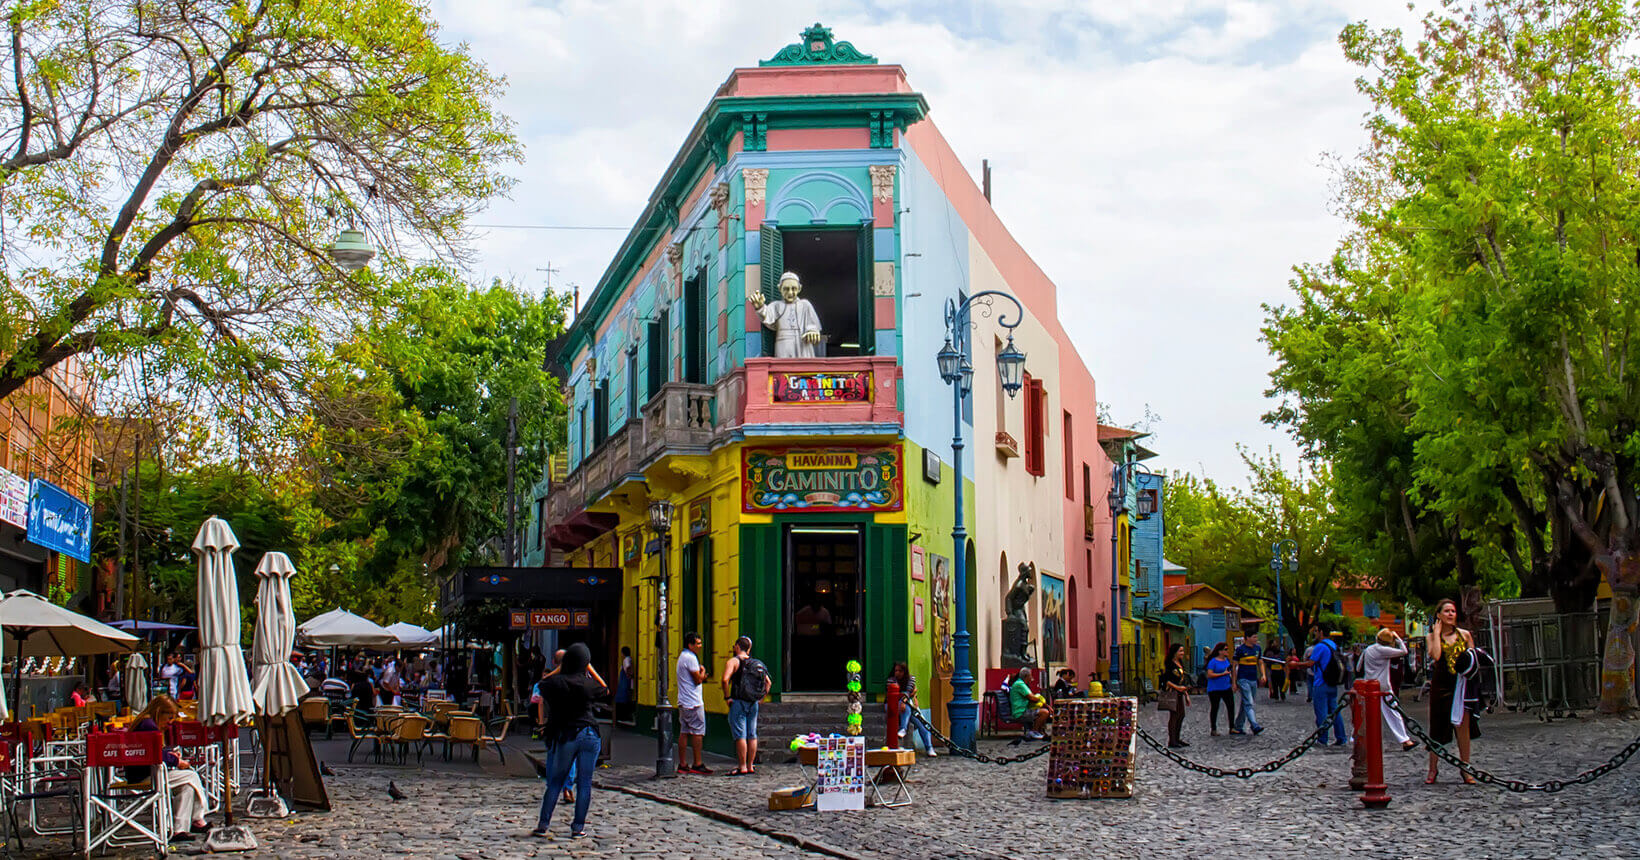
[795,744,915,808]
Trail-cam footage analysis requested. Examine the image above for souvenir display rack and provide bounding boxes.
[1045,697,1137,799]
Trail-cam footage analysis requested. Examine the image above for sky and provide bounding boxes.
[427,0,1424,485]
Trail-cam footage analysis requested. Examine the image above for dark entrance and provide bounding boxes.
[773,227,873,356]
[786,525,863,691]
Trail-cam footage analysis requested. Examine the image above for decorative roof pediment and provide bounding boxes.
[761,23,877,67]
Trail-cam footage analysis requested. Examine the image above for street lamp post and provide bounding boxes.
[1106,461,1153,694]
[649,500,678,779]
[1269,539,1297,649]
[937,291,1027,751]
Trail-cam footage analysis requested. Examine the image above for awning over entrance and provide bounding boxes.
[547,511,620,552]
[439,565,623,613]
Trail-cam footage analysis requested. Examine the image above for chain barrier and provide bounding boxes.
[1134,690,1355,779]
[1383,692,1640,792]
[906,710,1052,765]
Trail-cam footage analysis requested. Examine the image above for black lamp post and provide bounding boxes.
[648,499,677,779]
[938,292,1026,750]
[1106,460,1153,692]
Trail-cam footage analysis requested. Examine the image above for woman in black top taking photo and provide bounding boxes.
[1160,643,1191,749]
[533,643,607,839]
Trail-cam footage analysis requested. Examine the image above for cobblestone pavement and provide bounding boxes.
[598,693,1640,860]
[9,696,1639,858]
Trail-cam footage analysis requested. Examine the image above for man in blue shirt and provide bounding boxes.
[1230,630,1265,735]
[1300,627,1350,745]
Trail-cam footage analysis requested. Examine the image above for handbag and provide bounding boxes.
[1156,687,1179,712]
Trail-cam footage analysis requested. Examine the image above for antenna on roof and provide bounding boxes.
[982,159,992,203]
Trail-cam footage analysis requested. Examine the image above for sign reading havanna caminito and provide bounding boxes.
[742,444,903,513]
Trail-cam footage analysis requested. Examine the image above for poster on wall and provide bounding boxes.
[929,553,953,678]
[0,467,27,530]
[913,597,925,633]
[623,532,641,565]
[688,497,710,540]
[1041,574,1067,665]
[814,735,866,812]
[741,445,903,514]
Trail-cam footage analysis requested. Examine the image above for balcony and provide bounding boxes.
[720,356,902,432]
[1084,503,1099,540]
[545,382,717,534]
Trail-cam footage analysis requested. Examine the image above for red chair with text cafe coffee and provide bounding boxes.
[82,730,171,854]
[169,720,231,817]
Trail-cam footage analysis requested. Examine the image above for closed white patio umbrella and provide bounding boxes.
[385,622,438,649]
[296,608,397,648]
[193,516,255,726]
[251,552,306,717]
[123,652,151,714]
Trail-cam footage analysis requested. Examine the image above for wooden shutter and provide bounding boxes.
[857,224,875,355]
[864,522,908,689]
[739,523,783,694]
[759,225,783,301]
[1026,378,1046,476]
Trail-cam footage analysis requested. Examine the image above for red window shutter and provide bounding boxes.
[1025,377,1046,477]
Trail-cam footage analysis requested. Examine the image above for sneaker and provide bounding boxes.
[925,749,936,758]
[898,729,907,738]
[1210,730,1220,737]
[571,830,588,839]
[690,765,714,775]
[1252,726,1264,735]
[1023,730,1044,740]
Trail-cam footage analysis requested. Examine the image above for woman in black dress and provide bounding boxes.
[1161,643,1191,748]
[1425,598,1476,784]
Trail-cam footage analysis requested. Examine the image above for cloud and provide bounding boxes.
[432,0,1421,484]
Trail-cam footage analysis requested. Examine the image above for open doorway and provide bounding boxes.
[785,524,863,691]
[778,228,871,357]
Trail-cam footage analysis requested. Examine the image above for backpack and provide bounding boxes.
[732,657,770,702]
[1319,641,1346,687]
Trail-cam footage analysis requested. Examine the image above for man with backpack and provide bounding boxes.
[1299,627,1350,746]
[721,636,769,776]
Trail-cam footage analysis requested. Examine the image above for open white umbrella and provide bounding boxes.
[0,589,138,714]
[385,622,438,649]
[296,608,397,648]
[251,553,306,717]
[123,652,151,714]
[193,517,255,726]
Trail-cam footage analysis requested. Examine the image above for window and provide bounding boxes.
[1118,586,1129,620]
[684,270,706,384]
[1068,578,1079,650]
[1023,374,1045,476]
[1063,411,1074,497]
[576,405,587,462]
[761,225,874,356]
[534,499,546,550]
[647,311,669,401]
[1082,463,1091,503]
[626,348,639,421]
[592,381,609,449]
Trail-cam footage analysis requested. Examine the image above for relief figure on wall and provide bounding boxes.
[751,271,823,358]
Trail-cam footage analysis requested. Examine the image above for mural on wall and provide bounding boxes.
[929,552,953,678]
[1041,573,1067,665]
[742,445,904,513]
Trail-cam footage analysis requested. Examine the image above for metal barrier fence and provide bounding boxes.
[1477,604,1604,718]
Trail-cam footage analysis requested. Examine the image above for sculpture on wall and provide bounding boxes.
[750,271,823,358]
[1000,561,1038,669]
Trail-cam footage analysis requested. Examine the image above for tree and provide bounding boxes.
[0,0,518,431]
[1268,0,1640,711]
[1163,448,1347,647]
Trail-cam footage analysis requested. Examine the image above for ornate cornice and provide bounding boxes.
[761,23,877,67]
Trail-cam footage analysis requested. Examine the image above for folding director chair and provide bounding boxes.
[82,730,170,855]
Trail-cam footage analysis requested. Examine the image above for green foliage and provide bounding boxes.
[1268,0,1640,710]
[1163,448,1346,646]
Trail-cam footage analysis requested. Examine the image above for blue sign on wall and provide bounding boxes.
[25,479,92,564]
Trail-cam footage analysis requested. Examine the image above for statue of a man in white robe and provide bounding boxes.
[750,271,823,358]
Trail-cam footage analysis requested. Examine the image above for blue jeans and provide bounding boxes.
[1312,684,1347,744]
[539,726,599,833]
[1233,678,1262,731]
[897,705,932,752]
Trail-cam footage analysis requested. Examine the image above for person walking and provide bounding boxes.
[1265,643,1287,701]
[675,633,711,774]
[887,662,934,756]
[1298,626,1349,746]
[1160,643,1191,748]
[722,636,770,775]
[1426,599,1477,784]
[1231,630,1266,735]
[1203,643,1233,736]
[1363,628,1418,752]
[533,643,606,839]
[614,646,635,725]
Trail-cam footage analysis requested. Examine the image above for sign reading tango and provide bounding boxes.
[510,608,591,630]
[742,444,903,513]
[771,370,871,404]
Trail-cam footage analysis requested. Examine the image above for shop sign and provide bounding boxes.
[528,609,590,629]
[508,610,529,630]
[688,497,710,540]
[771,370,872,404]
[26,478,92,563]
[0,467,27,529]
[742,445,903,513]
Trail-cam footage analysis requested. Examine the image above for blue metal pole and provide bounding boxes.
[947,347,978,749]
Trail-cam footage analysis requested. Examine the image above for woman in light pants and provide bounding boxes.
[126,695,211,842]
[1362,629,1418,751]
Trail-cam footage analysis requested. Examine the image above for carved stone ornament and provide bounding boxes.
[761,23,878,67]
[709,181,730,214]
[869,165,895,203]
[666,242,684,268]
[743,168,768,206]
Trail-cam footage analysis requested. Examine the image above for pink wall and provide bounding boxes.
[766,127,871,150]
[721,65,912,98]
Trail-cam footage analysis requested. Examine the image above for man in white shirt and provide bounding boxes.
[159,653,184,698]
[675,632,710,774]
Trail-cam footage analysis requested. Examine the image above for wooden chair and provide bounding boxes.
[443,716,483,763]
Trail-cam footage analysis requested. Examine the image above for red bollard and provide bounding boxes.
[1350,682,1366,790]
[1359,679,1392,809]
[886,680,901,750]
